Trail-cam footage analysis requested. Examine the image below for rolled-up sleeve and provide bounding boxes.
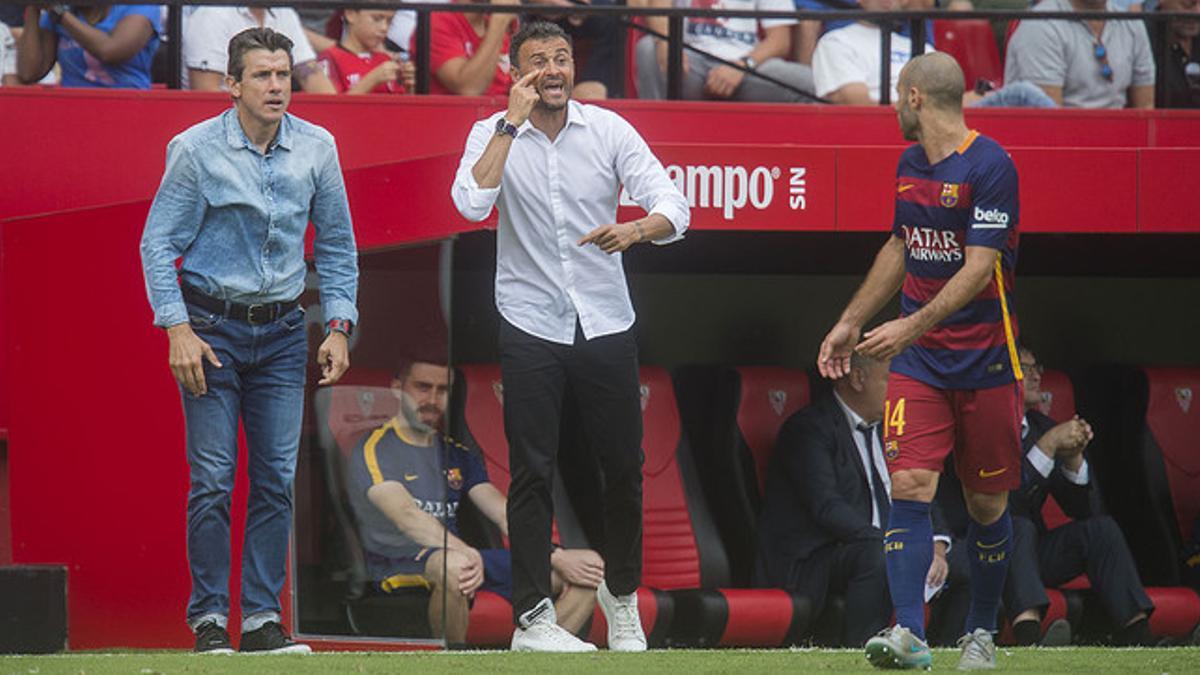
[140,137,205,328]
[612,116,689,245]
[310,140,360,324]
[451,120,502,222]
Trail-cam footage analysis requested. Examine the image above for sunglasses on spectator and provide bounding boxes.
[1093,41,1114,82]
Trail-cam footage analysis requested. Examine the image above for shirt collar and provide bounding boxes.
[515,99,589,137]
[833,390,872,434]
[223,108,293,152]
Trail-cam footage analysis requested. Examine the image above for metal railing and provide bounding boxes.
[19,0,1193,105]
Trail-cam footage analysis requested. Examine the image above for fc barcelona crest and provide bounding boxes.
[940,183,960,208]
[446,467,463,490]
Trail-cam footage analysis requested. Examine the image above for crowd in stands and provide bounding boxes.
[0,0,1196,107]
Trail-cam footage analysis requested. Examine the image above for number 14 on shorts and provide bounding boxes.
[884,398,906,437]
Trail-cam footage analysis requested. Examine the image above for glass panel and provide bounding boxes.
[294,240,453,644]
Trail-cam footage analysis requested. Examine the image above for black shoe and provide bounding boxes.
[194,620,234,654]
[239,621,312,654]
[1040,619,1072,647]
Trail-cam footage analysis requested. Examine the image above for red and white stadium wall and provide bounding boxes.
[0,89,1198,649]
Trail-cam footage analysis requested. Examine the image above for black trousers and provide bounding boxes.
[787,539,891,647]
[1004,515,1154,626]
[500,319,644,622]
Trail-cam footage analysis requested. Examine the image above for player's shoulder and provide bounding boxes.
[965,134,1016,175]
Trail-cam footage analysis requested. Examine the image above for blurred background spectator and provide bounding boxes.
[636,0,814,101]
[1,20,17,86]
[183,6,335,92]
[16,3,160,88]
[319,8,415,94]
[1151,0,1200,106]
[1005,0,1155,108]
[525,0,620,97]
[811,0,933,104]
[423,0,517,96]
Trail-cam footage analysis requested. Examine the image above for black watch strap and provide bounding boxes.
[495,116,518,138]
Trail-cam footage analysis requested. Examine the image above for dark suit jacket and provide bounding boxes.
[755,392,949,587]
[1011,409,1101,532]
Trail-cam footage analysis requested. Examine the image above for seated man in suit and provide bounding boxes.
[755,353,960,647]
[935,346,1155,645]
[347,355,601,643]
[1005,347,1154,645]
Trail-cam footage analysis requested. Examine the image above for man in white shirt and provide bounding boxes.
[184,6,335,92]
[634,0,814,101]
[452,21,688,653]
[1000,347,1154,646]
[812,0,934,104]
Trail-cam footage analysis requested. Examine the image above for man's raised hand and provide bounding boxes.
[507,69,541,127]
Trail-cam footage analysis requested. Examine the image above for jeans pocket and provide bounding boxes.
[187,307,225,331]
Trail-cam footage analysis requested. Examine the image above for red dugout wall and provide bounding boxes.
[0,88,1197,648]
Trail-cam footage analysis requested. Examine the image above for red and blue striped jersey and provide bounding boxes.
[889,130,1023,390]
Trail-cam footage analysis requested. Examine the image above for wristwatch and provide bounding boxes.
[742,56,758,71]
[495,116,519,139]
[48,4,71,21]
[327,318,353,337]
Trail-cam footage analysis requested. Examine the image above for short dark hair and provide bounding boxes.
[509,21,573,70]
[227,27,294,80]
[393,354,450,381]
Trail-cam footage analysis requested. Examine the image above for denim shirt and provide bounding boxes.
[140,108,358,328]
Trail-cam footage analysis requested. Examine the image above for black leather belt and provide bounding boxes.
[181,283,301,326]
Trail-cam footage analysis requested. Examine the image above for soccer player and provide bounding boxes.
[817,52,1021,671]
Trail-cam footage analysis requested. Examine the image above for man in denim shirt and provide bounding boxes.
[139,27,358,654]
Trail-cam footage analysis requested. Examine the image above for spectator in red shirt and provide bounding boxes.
[319,8,414,94]
[421,0,518,96]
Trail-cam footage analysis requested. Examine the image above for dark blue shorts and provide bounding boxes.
[370,548,513,601]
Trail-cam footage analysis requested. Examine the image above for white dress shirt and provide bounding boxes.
[452,101,690,345]
[1022,415,1089,485]
[834,392,892,529]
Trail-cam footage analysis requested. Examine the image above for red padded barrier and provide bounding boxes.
[1146,586,1200,638]
[1143,368,1200,541]
[639,367,704,590]
[463,590,513,646]
[717,589,794,646]
[1138,150,1200,233]
[732,367,811,494]
[933,20,1004,87]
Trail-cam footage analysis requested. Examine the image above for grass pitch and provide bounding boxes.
[3,647,1199,674]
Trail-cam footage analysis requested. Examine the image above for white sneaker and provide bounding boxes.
[511,598,598,652]
[597,580,647,652]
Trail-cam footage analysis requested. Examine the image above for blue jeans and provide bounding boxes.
[971,81,1058,109]
[182,300,307,629]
